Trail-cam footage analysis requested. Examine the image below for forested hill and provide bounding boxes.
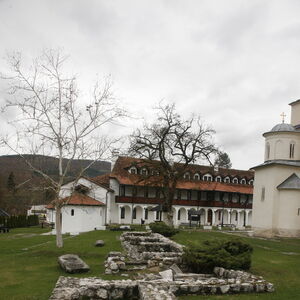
[0,155,111,214]
[0,154,111,183]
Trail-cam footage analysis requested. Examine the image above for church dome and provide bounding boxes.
[270,123,296,132]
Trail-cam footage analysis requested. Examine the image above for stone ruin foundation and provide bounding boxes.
[50,231,274,299]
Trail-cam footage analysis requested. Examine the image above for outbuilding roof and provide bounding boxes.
[46,193,105,209]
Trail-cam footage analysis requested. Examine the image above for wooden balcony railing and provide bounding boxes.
[115,196,252,209]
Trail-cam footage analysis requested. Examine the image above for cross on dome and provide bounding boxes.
[280,112,286,123]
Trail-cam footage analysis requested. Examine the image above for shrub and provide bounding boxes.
[182,239,253,273]
[149,221,179,237]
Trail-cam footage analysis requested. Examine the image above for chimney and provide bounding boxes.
[111,149,120,171]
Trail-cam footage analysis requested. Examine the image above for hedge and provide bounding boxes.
[182,239,253,273]
[149,221,179,237]
[0,215,39,228]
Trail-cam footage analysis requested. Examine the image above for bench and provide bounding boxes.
[0,224,9,233]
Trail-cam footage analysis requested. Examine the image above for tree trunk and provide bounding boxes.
[163,210,174,226]
[55,205,63,248]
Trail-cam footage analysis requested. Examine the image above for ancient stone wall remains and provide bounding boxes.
[51,231,274,299]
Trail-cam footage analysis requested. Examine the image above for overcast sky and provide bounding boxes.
[1,0,300,170]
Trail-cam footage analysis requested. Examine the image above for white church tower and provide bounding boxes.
[252,100,300,237]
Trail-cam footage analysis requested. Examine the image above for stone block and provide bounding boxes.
[58,254,90,274]
[219,285,230,294]
[95,240,105,247]
[170,264,183,275]
[96,288,108,299]
[159,269,173,281]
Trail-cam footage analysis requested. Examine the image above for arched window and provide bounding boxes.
[129,167,137,174]
[178,209,181,220]
[141,168,148,175]
[120,207,125,219]
[232,178,238,184]
[184,172,190,180]
[132,207,137,219]
[215,176,222,182]
[144,208,148,220]
[203,174,213,181]
[194,173,200,180]
[265,142,270,160]
[290,142,295,159]
[224,176,230,183]
[249,179,254,185]
[152,170,160,176]
[240,178,246,184]
[71,209,74,216]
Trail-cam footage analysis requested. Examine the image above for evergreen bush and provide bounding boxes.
[182,239,253,273]
[149,221,179,237]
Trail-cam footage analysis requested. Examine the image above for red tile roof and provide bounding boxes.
[110,156,253,195]
[46,193,105,209]
[90,173,111,189]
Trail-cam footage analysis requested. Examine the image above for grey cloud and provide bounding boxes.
[1,0,300,168]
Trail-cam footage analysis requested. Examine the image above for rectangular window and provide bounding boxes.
[290,144,295,159]
[261,187,265,201]
[156,211,160,220]
[207,192,214,201]
[120,185,125,196]
[144,208,148,220]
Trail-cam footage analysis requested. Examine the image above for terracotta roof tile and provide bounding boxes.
[46,193,105,209]
[110,156,253,195]
[89,173,111,189]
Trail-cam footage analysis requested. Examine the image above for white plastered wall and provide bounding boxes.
[252,164,300,237]
[264,132,300,161]
[61,205,104,234]
[277,190,300,236]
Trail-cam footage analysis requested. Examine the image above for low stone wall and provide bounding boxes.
[51,231,274,299]
[49,277,139,300]
[50,273,274,300]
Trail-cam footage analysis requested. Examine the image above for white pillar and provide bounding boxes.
[202,210,206,225]
[237,210,241,227]
[212,209,216,225]
[118,205,121,224]
[173,207,178,227]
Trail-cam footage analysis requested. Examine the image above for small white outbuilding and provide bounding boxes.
[46,177,113,234]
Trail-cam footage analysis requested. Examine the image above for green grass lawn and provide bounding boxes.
[0,227,123,300]
[0,227,299,300]
[173,230,300,300]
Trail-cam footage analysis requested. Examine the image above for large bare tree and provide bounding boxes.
[129,103,216,226]
[1,50,125,247]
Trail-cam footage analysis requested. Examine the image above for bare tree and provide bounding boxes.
[1,49,125,247]
[129,103,216,226]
